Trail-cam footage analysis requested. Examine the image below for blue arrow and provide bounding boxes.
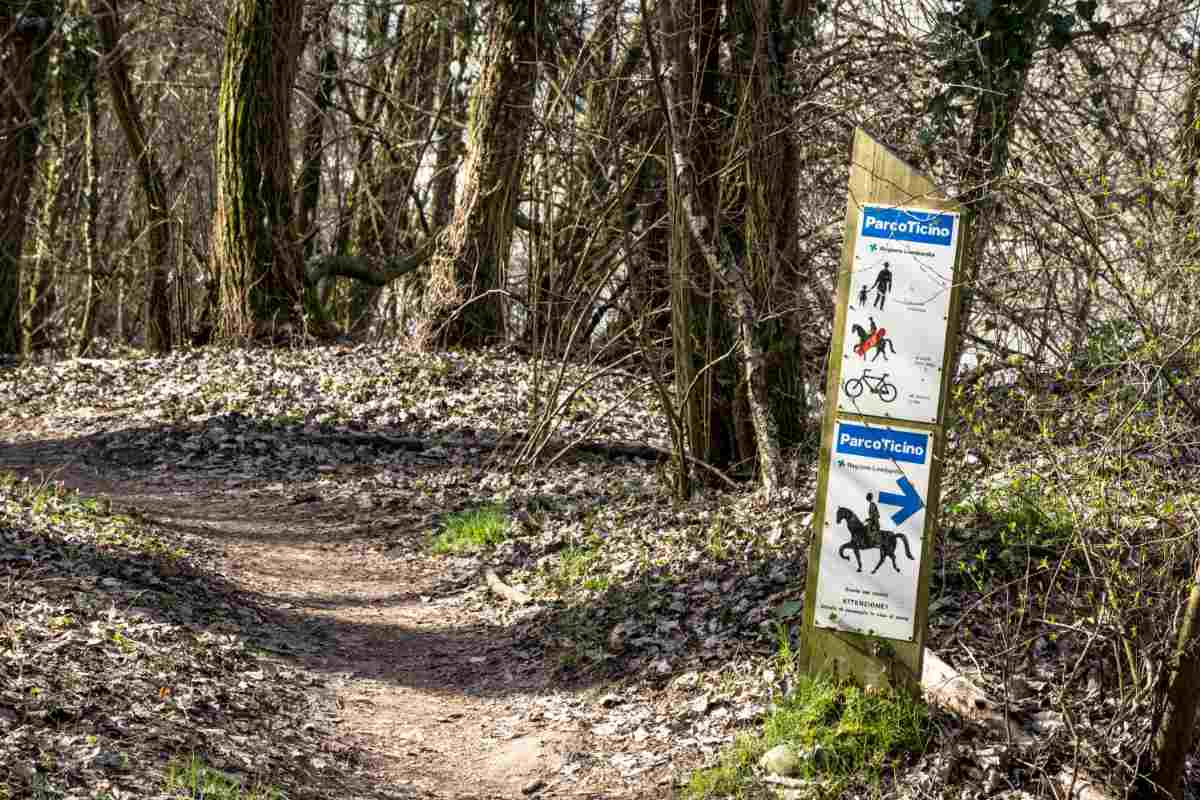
[879,476,924,525]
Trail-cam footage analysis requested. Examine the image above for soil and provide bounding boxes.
[0,436,684,799]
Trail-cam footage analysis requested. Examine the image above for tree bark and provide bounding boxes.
[646,0,808,493]
[92,0,173,352]
[0,3,54,354]
[726,0,812,491]
[1172,41,1200,320]
[1148,560,1200,799]
[212,0,306,340]
[296,9,334,263]
[25,114,62,354]
[430,20,462,231]
[76,72,101,357]
[293,8,335,328]
[424,0,541,348]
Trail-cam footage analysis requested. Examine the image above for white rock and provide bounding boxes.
[759,744,800,776]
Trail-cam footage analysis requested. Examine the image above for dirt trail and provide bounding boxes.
[153,491,584,800]
[1,442,657,799]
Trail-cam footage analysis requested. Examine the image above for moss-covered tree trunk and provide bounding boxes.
[649,0,811,492]
[725,0,813,490]
[424,0,541,348]
[92,0,173,352]
[943,0,1047,379]
[212,0,305,340]
[0,2,53,354]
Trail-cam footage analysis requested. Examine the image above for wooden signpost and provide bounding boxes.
[800,128,965,692]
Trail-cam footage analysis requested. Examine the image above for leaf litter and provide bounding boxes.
[1,342,1190,798]
[0,475,390,799]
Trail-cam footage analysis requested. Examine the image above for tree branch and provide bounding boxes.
[305,233,440,287]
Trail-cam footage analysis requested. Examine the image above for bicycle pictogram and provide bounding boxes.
[843,369,898,403]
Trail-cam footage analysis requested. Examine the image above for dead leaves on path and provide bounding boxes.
[0,479,386,799]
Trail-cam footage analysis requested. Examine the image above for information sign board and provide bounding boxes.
[801,129,962,692]
[813,421,932,642]
[838,204,961,423]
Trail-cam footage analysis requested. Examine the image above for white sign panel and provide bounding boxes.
[814,421,932,641]
[838,204,960,423]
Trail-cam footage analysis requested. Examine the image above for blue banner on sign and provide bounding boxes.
[835,423,929,465]
[861,206,955,247]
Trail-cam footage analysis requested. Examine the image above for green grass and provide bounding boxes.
[430,505,510,554]
[165,755,283,799]
[554,543,603,589]
[685,673,930,799]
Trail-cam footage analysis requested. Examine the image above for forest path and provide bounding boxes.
[0,436,669,800]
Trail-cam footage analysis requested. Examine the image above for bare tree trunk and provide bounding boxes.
[114,273,125,342]
[212,0,306,340]
[294,5,335,329]
[430,18,463,231]
[0,4,54,354]
[76,71,101,356]
[296,6,334,262]
[26,114,63,355]
[726,0,812,491]
[647,0,726,482]
[92,0,173,352]
[1172,41,1200,320]
[351,5,451,336]
[646,0,803,493]
[1148,559,1200,799]
[424,0,541,348]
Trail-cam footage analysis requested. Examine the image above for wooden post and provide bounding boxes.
[800,129,965,693]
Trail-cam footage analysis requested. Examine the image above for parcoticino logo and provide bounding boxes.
[860,206,955,247]
[864,216,950,239]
